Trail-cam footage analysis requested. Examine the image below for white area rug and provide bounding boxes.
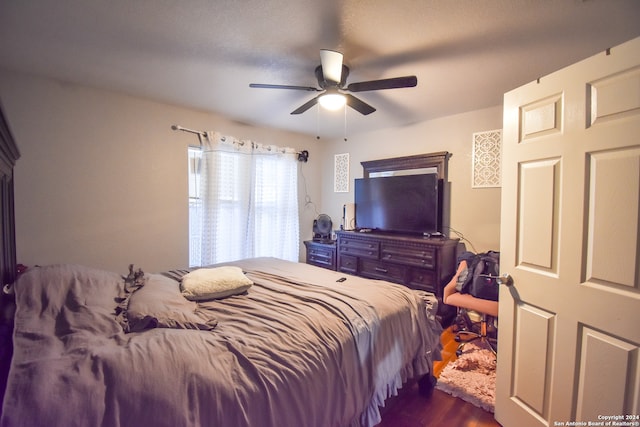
[435,342,496,413]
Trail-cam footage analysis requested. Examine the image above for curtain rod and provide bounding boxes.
[171,124,207,137]
[171,124,308,162]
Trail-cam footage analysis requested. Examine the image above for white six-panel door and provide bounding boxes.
[496,37,640,426]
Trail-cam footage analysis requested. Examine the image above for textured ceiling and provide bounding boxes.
[1,0,639,138]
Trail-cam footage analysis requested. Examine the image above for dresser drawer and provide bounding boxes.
[381,243,435,269]
[339,254,358,274]
[360,259,407,284]
[407,268,437,293]
[339,238,379,259]
[304,241,336,271]
[307,253,334,269]
[307,245,334,261]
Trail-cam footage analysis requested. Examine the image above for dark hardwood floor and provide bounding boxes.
[376,327,502,427]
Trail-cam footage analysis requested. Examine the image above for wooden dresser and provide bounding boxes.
[336,231,458,320]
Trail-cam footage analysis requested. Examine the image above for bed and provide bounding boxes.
[0,106,442,426]
[0,257,442,427]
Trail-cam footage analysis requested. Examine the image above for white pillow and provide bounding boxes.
[181,266,253,301]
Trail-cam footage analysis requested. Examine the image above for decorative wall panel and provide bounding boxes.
[334,153,349,193]
[472,129,502,188]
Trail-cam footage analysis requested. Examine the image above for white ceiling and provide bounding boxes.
[1,0,639,139]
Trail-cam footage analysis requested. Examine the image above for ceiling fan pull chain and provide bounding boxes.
[316,103,320,140]
[343,104,348,142]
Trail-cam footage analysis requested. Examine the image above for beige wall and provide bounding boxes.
[320,106,503,253]
[0,67,502,273]
[0,69,320,272]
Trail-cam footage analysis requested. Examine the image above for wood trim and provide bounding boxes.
[0,101,19,418]
[1,174,17,287]
[0,103,20,286]
[361,152,450,180]
[0,105,20,177]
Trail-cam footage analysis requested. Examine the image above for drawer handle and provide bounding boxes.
[375,267,388,274]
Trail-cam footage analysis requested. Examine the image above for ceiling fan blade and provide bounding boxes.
[345,94,376,115]
[291,96,319,115]
[319,49,343,84]
[250,83,320,92]
[346,76,417,92]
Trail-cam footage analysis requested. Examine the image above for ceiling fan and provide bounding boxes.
[249,50,417,115]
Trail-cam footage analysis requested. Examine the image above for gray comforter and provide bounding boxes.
[1,257,442,427]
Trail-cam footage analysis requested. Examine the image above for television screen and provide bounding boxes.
[354,173,440,235]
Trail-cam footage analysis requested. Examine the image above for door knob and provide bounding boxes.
[497,273,514,287]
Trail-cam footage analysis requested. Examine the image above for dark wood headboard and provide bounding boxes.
[0,101,20,414]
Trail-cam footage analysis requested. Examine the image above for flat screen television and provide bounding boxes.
[354,173,441,235]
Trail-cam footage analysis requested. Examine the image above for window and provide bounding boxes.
[188,146,202,267]
[188,142,299,267]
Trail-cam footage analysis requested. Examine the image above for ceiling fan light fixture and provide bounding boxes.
[319,49,343,83]
[250,49,417,116]
[318,92,346,110]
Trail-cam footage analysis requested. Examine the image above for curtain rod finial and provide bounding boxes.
[297,150,309,162]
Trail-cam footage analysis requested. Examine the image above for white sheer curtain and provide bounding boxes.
[192,131,299,266]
